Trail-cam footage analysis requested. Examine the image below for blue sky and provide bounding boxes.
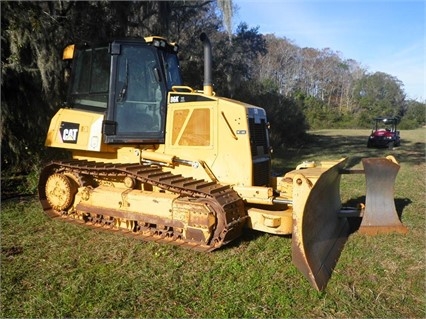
[232,0,425,101]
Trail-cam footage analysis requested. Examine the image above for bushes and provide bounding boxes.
[294,93,426,130]
[399,100,426,129]
[1,148,69,198]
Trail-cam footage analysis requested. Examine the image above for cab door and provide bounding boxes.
[103,41,168,144]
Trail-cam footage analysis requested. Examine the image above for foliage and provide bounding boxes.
[1,2,66,172]
[213,23,267,97]
[259,35,366,108]
[398,100,426,129]
[351,71,406,117]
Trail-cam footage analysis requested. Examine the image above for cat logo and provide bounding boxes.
[60,122,79,144]
[63,129,78,141]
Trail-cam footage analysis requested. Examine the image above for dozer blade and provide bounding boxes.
[359,157,408,234]
[291,159,350,291]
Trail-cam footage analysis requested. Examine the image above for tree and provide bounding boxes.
[213,23,267,97]
[258,34,301,97]
[1,1,69,171]
[351,72,406,122]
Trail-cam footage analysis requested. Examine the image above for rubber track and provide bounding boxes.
[39,160,247,252]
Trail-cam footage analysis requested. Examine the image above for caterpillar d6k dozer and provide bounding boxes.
[38,33,407,291]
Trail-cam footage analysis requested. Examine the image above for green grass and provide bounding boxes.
[1,128,425,318]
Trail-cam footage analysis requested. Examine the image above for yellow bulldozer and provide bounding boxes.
[38,33,407,291]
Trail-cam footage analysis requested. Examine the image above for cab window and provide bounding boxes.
[69,47,109,109]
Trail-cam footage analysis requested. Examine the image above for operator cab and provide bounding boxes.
[66,37,183,144]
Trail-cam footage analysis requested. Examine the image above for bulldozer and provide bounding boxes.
[38,33,407,291]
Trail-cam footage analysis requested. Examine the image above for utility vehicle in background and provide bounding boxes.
[367,117,401,148]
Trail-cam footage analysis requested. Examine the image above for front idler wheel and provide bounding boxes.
[45,173,78,211]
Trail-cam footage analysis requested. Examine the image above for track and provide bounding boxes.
[38,160,248,252]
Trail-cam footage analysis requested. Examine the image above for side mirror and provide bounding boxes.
[64,66,71,84]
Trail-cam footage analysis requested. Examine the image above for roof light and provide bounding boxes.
[145,36,179,52]
[62,44,75,60]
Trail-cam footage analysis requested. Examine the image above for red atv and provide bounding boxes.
[367,117,401,148]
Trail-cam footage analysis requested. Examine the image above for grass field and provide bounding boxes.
[1,128,425,318]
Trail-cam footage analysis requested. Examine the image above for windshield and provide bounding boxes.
[374,119,396,132]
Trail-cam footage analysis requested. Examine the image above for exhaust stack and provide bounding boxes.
[200,33,213,96]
